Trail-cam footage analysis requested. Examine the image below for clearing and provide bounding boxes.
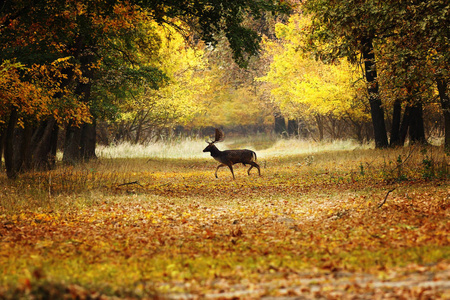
[0,141,449,299]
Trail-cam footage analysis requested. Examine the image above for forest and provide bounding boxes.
[0,0,449,298]
[0,0,449,178]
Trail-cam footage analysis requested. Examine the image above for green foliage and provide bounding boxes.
[146,0,291,67]
[303,0,397,62]
[226,25,262,68]
[359,162,365,176]
[378,146,449,182]
[422,156,434,180]
[420,147,450,180]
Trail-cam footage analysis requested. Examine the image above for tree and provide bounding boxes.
[374,1,449,147]
[302,0,403,147]
[147,0,290,67]
[0,58,91,177]
[109,21,212,143]
[0,0,290,178]
[0,0,138,170]
[303,0,450,148]
[399,0,450,149]
[258,14,370,141]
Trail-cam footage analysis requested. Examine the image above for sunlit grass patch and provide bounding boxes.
[2,141,448,213]
[259,138,373,157]
[95,136,373,160]
[96,138,207,159]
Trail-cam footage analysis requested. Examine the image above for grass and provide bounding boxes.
[96,138,207,159]
[0,138,449,298]
[96,136,372,159]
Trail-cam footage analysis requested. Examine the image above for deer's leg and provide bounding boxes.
[248,162,261,176]
[227,164,235,179]
[215,164,227,178]
[247,165,253,175]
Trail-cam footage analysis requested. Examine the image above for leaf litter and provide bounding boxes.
[0,152,449,299]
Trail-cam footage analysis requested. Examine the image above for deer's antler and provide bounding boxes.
[214,128,224,143]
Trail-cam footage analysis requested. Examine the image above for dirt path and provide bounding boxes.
[164,269,450,299]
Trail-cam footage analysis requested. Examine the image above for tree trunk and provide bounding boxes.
[134,110,150,144]
[315,114,324,141]
[345,112,365,143]
[49,120,59,168]
[436,78,450,151]
[409,102,426,144]
[4,108,18,179]
[63,122,83,164]
[63,121,97,163]
[361,37,389,148]
[13,124,34,173]
[390,99,402,146]
[298,118,308,138]
[11,126,23,174]
[81,120,97,160]
[274,113,286,135]
[0,128,3,170]
[287,119,298,136]
[398,102,426,145]
[399,105,411,145]
[33,118,58,170]
[62,45,95,163]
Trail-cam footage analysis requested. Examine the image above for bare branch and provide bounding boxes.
[118,181,143,187]
[378,188,396,208]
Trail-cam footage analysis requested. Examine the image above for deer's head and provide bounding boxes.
[203,129,224,152]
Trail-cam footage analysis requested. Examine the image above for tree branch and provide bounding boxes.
[378,188,396,208]
[118,181,143,187]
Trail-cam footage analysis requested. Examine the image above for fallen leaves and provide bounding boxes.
[0,151,449,298]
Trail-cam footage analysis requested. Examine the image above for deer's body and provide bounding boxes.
[203,142,260,179]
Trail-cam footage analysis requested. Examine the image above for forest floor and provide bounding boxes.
[0,144,449,299]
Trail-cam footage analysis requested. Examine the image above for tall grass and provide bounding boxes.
[1,137,447,213]
[259,138,373,157]
[96,139,206,159]
[96,136,373,159]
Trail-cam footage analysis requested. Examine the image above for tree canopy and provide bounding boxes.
[258,14,370,140]
[0,0,290,178]
[302,0,450,148]
[1,0,449,179]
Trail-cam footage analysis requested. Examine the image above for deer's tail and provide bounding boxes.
[252,151,257,161]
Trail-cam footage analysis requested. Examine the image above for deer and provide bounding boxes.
[203,129,261,179]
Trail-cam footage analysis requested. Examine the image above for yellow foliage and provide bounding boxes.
[0,61,50,126]
[117,20,215,127]
[258,14,370,123]
[192,85,268,127]
[0,60,91,127]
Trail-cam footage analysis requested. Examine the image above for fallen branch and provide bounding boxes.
[378,188,396,208]
[118,181,143,187]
